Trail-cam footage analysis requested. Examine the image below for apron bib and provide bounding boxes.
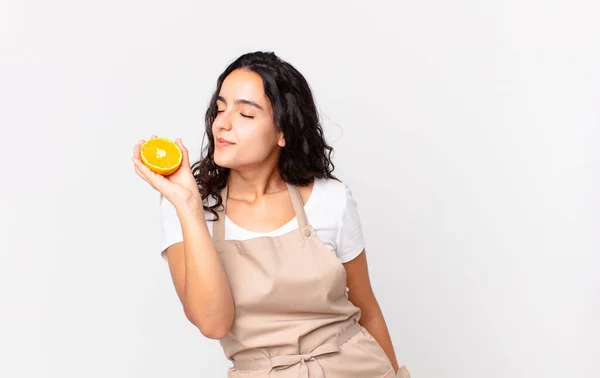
[213,182,410,378]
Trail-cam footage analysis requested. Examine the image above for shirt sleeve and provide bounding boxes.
[334,183,366,263]
[159,196,183,262]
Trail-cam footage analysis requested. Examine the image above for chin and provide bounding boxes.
[213,154,236,169]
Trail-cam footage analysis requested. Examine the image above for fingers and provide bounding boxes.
[132,157,164,189]
[132,138,158,187]
[133,161,151,185]
[132,153,150,182]
[133,140,143,159]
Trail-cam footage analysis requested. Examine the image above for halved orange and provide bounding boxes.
[140,137,182,176]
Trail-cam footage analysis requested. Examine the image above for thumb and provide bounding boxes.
[175,138,190,166]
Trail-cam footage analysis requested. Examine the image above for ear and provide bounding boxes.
[278,132,286,147]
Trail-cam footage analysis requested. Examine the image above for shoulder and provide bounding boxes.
[312,177,354,206]
[313,177,348,198]
[305,177,358,223]
[312,178,365,263]
[158,195,215,260]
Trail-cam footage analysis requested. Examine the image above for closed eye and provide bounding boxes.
[240,113,254,119]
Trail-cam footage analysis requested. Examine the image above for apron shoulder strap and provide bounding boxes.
[213,186,227,242]
[285,182,309,229]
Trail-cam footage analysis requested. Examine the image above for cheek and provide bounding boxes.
[213,119,280,168]
[237,123,279,153]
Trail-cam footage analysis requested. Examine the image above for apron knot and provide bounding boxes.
[231,323,362,378]
[270,342,340,378]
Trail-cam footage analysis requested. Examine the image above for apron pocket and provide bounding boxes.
[381,367,397,378]
[321,326,394,377]
[355,327,394,368]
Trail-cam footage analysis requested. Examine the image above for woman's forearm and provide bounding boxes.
[177,200,234,339]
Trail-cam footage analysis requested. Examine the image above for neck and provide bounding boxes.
[227,161,286,203]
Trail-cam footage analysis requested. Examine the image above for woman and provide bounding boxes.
[132,51,410,378]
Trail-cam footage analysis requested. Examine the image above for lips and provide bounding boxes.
[216,137,235,147]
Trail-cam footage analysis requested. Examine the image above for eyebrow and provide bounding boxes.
[217,96,264,111]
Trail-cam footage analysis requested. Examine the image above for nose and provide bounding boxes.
[214,110,232,131]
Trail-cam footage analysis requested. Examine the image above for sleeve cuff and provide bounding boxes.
[338,243,366,263]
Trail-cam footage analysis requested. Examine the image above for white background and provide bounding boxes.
[1,1,598,377]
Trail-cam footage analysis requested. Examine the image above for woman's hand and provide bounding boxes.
[132,136,201,209]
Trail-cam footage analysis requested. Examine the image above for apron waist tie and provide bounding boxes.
[233,322,362,378]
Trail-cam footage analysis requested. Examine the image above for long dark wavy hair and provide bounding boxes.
[191,51,337,221]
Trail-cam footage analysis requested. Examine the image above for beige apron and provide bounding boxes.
[213,182,410,378]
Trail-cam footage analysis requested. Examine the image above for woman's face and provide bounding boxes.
[212,69,284,170]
